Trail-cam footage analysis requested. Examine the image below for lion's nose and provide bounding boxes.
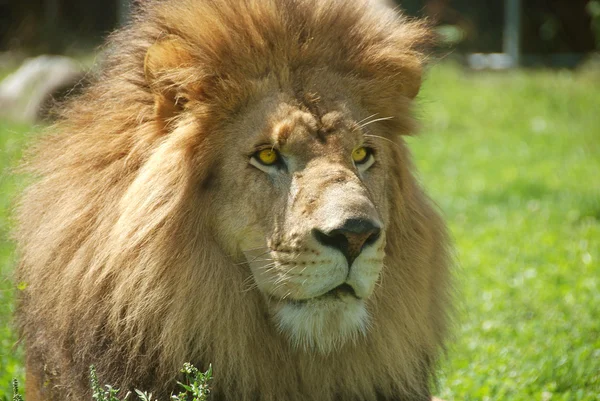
[313,218,381,267]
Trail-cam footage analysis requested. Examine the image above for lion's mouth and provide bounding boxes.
[328,283,359,298]
[287,283,360,305]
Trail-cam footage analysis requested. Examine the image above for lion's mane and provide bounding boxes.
[15,1,451,400]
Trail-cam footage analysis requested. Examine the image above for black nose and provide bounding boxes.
[313,218,381,267]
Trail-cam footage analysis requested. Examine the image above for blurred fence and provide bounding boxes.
[0,0,128,53]
[0,0,599,64]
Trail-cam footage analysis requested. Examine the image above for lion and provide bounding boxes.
[14,0,452,400]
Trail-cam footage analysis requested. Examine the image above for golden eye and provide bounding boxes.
[352,147,370,164]
[256,148,279,166]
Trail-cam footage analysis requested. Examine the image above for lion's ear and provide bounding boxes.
[144,35,194,125]
[397,58,423,100]
[380,21,433,100]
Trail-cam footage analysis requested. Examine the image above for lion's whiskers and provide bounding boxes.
[241,245,270,253]
[364,134,401,149]
[273,272,291,286]
[240,260,278,293]
[235,249,272,266]
[260,262,277,269]
[241,276,259,293]
[246,258,275,265]
[355,113,379,126]
[357,115,394,130]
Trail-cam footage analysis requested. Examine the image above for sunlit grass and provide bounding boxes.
[411,64,600,400]
[0,63,598,399]
[0,120,32,400]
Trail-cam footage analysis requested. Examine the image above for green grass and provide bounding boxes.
[0,63,599,400]
[0,120,32,400]
[411,64,600,400]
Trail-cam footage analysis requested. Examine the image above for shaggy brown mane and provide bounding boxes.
[14,1,451,400]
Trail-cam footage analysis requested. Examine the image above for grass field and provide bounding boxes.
[0,119,32,400]
[0,63,599,400]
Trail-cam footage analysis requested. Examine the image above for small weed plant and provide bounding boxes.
[12,364,212,401]
[11,380,23,401]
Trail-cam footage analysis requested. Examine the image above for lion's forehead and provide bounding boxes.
[266,103,360,155]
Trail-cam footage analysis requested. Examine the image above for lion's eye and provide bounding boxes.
[249,147,286,173]
[352,147,371,164]
[255,148,279,166]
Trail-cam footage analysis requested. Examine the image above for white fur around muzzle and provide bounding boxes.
[274,295,371,353]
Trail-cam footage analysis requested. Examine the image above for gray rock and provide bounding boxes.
[0,55,86,123]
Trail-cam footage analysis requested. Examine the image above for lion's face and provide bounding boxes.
[207,89,390,352]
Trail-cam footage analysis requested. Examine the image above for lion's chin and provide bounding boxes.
[272,294,370,354]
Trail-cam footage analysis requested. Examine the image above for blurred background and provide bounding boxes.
[1,0,599,57]
[1,0,600,122]
[0,1,599,400]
